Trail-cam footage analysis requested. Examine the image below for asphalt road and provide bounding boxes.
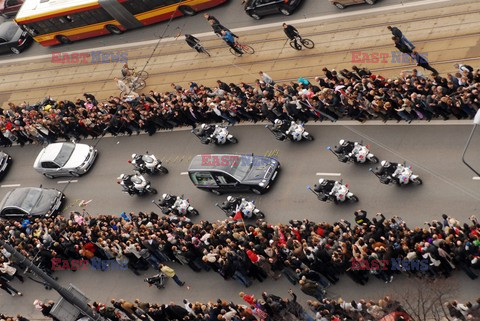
[0,0,424,59]
[0,123,479,317]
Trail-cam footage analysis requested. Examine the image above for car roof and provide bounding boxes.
[2,187,43,212]
[38,142,71,162]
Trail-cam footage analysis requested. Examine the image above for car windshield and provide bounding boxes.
[230,156,253,181]
[53,143,75,167]
[0,22,18,41]
[20,189,42,213]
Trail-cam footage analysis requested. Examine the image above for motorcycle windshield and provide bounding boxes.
[143,156,154,163]
[131,177,142,184]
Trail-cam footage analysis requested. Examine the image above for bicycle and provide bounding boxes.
[289,36,315,50]
[120,78,146,96]
[194,43,211,57]
[229,42,255,57]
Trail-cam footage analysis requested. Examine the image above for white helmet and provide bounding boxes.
[291,121,295,125]
[339,139,345,145]
[201,124,207,129]
[162,193,168,199]
[354,142,359,146]
[318,178,326,185]
[120,174,126,180]
[381,160,390,167]
[227,196,234,202]
[215,124,219,128]
[132,154,137,159]
[274,119,282,125]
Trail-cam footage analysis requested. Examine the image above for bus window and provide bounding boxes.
[145,0,182,9]
[121,0,151,14]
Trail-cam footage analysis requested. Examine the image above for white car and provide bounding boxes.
[33,142,97,178]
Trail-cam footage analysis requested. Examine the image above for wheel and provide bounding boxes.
[56,35,72,44]
[333,2,345,9]
[69,171,80,177]
[369,156,379,164]
[350,195,359,202]
[136,71,149,80]
[150,188,158,194]
[229,47,242,57]
[200,47,211,57]
[179,5,196,16]
[134,79,146,90]
[255,211,265,219]
[106,24,123,35]
[211,189,222,195]
[10,47,20,55]
[301,39,315,49]
[159,166,168,174]
[190,209,199,216]
[365,0,376,4]
[304,135,314,141]
[229,137,238,144]
[242,45,255,54]
[44,173,54,179]
[289,41,302,51]
[250,13,261,20]
[413,177,423,185]
[280,8,291,16]
[251,188,262,195]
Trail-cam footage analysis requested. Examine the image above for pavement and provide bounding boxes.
[0,123,479,318]
[1,0,480,106]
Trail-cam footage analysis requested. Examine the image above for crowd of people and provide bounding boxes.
[0,209,479,303]
[0,61,479,147]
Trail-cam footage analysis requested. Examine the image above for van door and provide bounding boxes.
[189,171,219,191]
[213,172,240,192]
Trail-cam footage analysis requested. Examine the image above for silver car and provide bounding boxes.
[33,142,98,178]
[0,187,65,218]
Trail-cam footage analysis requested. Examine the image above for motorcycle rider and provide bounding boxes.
[221,196,242,213]
[159,193,176,209]
[131,153,145,171]
[196,123,215,143]
[328,181,343,203]
[119,174,135,195]
[335,139,355,155]
[314,179,336,201]
[272,119,290,140]
[377,161,401,184]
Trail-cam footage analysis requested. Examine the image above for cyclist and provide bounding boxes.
[283,23,301,48]
[121,63,134,79]
[221,30,243,56]
[185,34,203,53]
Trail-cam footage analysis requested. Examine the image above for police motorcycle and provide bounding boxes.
[192,124,238,145]
[327,140,379,164]
[370,160,423,186]
[153,193,199,216]
[117,172,157,196]
[215,196,265,219]
[128,152,168,175]
[307,178,359,204]
[265,119,313,142]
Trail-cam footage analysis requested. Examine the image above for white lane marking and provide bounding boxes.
[0,0,451,65]
[180,172,188,175]
[58,180,78,184]
[0,184,20,187]
[316,173,341,176]
[473,177,480,180]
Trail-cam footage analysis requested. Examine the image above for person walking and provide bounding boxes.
[392,37,412,54]
[387,25,415,50]
[0,277,22,296]
[411,51,438,76]
[159,264,185,286]
[259,71,275,87]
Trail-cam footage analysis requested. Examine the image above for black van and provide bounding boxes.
[188,154,280,195]
[244,0,303,20]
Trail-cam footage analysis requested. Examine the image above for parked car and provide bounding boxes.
[329,0,377,9]
[0,187,65,218]
[0,0,23,18]
[188,154,280,195]
[33,142,98,178]
[0,21,31,54]
[0,151,11,178]
[244,0,303,20]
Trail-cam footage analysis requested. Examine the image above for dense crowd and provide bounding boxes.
[0,64,479,147]
[1,210,479,299]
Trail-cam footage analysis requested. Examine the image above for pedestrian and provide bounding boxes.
[114,77,131,93]
[354,210,371,226]
[387,25,415,50]
[159,263,185,286]
[259,71,275,87]
[0,277,21,296]
[392,36,412,54]
[411,51,438,76]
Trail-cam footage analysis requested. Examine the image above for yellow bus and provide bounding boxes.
[15,0,227,46]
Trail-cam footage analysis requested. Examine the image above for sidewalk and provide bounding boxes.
[1,0,479,107]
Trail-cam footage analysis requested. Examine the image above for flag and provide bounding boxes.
[233,210,243,221]
[120,212,130,221]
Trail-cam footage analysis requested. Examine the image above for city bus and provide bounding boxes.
[15,0,227,46]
